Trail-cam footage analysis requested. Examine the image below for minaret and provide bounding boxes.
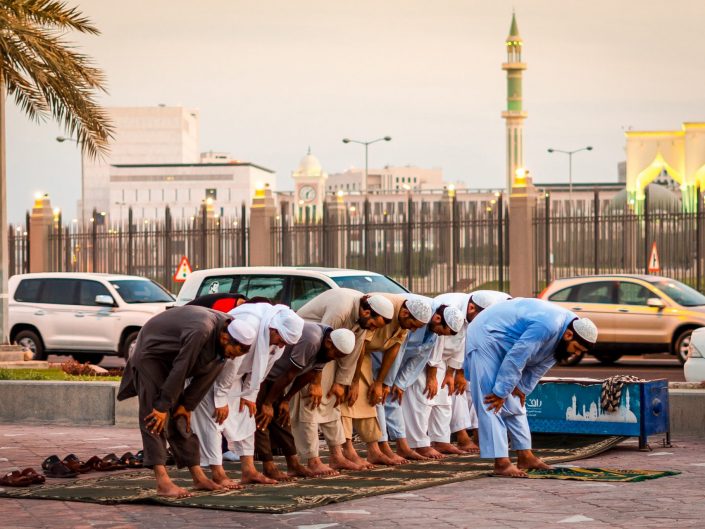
[502,12,528,190]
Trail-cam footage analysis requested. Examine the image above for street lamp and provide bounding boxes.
[342,136,392,194]
[56,136,85,223]
[547,146,593,205]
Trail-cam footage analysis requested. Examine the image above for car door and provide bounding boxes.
[614,280,674,347]
[561,280,617,344]
[34,278,81,349]
[237,275,288,305]
[70,279,121,350]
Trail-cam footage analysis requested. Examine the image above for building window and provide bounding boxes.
[206,188,217,200]
[396,177,399,183]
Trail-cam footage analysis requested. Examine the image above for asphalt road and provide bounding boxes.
[48,353,686,382]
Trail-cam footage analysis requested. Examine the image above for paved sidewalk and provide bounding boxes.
[0,424,701,529]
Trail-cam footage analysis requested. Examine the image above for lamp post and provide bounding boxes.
[547,146,593,206]
[342,136,392,194]
[56,136,85,223]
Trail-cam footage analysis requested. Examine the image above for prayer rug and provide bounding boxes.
[524,467,680,482]
[0,434,635,513]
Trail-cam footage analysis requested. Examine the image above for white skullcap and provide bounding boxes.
[330,328,355,355]
[270,308,304,345]
[443,306,465,333]
[470,290,507,310]
[367,294,394,320]
[227,319,257,345]
[573,318,598,344]
[404,296,433,324]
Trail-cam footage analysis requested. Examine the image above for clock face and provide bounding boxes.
[298,185,316,202]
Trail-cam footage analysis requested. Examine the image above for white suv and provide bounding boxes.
[9,273,175,363]
[174,266,408,310]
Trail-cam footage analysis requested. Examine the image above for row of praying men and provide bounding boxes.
[118,288,598,497]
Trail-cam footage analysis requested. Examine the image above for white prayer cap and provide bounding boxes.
[404,296,433,324]
[443,306,465,333]
[367,294,394,320]
[330,328,355,355]
[270,308,304,345]
[573,318,598,344]
[227,319,257,345]
[470,290,507,310]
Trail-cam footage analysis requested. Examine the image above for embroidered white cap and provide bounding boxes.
[470,290,509,310]
[330,328,355,355]
[573,318,598,344]
[227,319,257,345]
[367,294,394,320]
[405,296,433,324]
[443,306,465,333]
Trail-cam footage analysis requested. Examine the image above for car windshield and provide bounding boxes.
[331,275,407,294]
[109,280,175,303]
[649,279,705,307]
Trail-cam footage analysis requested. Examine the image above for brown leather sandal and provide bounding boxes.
[42,455,78,478]
[20,468,46,485]
[0,470,33,487]
[63,454,92,474]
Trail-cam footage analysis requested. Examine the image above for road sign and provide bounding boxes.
[173,256,193,282]
[648,242,660,274]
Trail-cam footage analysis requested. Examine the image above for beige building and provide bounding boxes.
[327,165,444,194]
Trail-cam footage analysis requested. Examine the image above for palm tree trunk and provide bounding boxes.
[0,75,9,344]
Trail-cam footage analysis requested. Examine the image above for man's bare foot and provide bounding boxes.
[192,476,226,491]
[379,442,409,465]
[240,469,278,485]
[210,466,243,490]
[156,482,192,498]
[306,458,340,476]
[457,440,480,453]
[397,446,429,460]
[286,462,317,479]
[493,458,527,478]
[329,453,366,471]
[415,446,445,459]
[367,452,398,466]
[432,442,466,455]
[342,447,376,470]
[517,451,551,470]
[262,461,297,482]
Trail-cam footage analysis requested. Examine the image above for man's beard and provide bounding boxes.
[358,316,373,329]
[553,340,572,362]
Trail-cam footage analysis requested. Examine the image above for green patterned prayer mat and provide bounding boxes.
[525,467,680,482]
[0,434,627,513]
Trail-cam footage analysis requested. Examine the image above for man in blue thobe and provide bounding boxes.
[465,298,597,477]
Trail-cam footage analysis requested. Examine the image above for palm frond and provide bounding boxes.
[0,0,100,35]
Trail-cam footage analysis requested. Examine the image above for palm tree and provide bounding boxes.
[0,1,113,343]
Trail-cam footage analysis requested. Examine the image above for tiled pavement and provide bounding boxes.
[0,424,702,529]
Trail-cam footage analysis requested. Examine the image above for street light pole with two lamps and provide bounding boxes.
[547,146,593,205]
[342,136,392,194]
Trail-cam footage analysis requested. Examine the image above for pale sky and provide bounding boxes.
[6,0,705,222]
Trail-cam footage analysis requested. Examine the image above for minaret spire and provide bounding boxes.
[502,11,528,190]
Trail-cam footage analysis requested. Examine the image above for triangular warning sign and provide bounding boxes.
[648,242,660,274]
[173,256,193,282]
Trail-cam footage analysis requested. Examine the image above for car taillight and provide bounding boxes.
[537,287,549,299]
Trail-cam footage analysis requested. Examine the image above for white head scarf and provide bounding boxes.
[269,308,304,345]
[228,302,292,396]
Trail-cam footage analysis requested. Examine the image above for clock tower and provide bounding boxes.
[292,148,327,222]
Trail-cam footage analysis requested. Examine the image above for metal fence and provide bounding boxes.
[271,197,508,296]
[9,206,249,293]
[534,190,705,294]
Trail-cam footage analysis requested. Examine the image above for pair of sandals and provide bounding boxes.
[0,468,45,487]
[42,452,142,478]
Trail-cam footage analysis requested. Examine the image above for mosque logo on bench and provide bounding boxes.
[565,392,637,424]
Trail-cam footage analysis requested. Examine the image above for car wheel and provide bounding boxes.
[593,353,622,366]
[558,351,585,366]
[121,331,139,360]
[15,330,46,360]
[674,329,694,365]
[71,353,105,365]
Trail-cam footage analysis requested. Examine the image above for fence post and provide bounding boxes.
[697,185,702,292]
[451,193,458,291]
[25,211,30,273]
[497,193,504,292]
[249,186,276,266]
[28,195,53,273]
[508,176,539,297]
[200,204,207,269]
[363,198,371,271]
[241,202,248,266]
[594,190,600,274]
[164,207,172,288]
[406,195,413,292]
[544,192,551,288]
[91,208,98,273]
[280,201,288,266]
[127,208,134,276]
[644,185,650,274]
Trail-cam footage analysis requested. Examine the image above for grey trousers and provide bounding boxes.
[135,369,201,469]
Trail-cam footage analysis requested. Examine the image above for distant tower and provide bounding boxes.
[502,12,527,190]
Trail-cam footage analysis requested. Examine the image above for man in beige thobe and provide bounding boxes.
[340,293,428,466]
[291,288,393,472]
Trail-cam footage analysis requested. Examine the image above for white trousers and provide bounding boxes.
[402,368,452,448]
[190,385,225,466]
[449,392,476,434]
